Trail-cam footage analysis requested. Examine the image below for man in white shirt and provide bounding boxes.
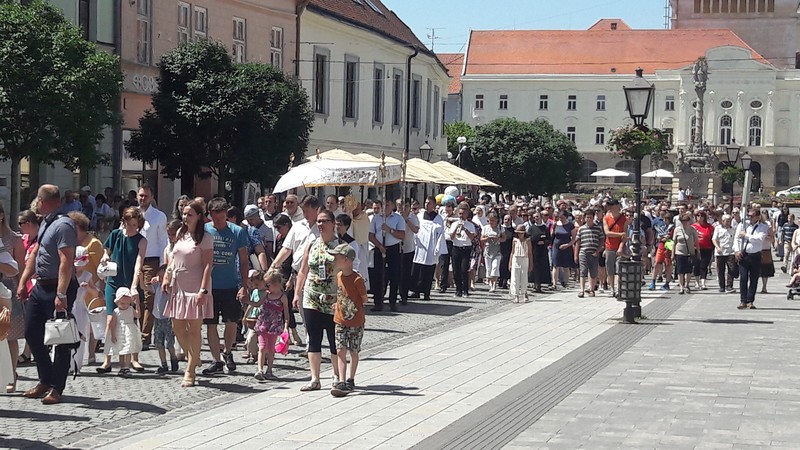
[438,202,456,293]
[282,194,305,223]
[397,199,419,305]
[271,195,321,275]
[136,185,168,349]
[325,194,340,216]
[733,208,768,309]
[369,200,405,312]
[411,196,444,301]
[243,204,274,264]
[449,202,477,297]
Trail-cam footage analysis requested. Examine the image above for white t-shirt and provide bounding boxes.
[282,219,319,272]
[402,213,419,254]
[449,220,476,247]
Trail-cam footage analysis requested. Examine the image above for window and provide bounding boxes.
[411,76,422,129]
[664,127,674,146]
[582,160,597,183]
[232,18,246,63]
[567,126,576,143]
[425,79,432,135]
[719,115,732,145]
[596,95,606,111]
[364,0,385,15]
[539,94,548,110]
[499,94,508,110]
[660,161,675,184]
[373,65,384,124]
[193,6,207,38]
[665,95,675,111]
[433,86,440,137]
[392,69,403,127]
[178,2,191,44]
[748,115,762,146]
[567,95,577,111]
[271,27,284,69]
[615,161,637,184]
[136,0,151,65]
[595,127,605,145]
[720,99,733,109]
[343,57,359,120]
[474,94,484,110]
[313,49,329,115]
[776,162,790,187]
[750,99,763,109]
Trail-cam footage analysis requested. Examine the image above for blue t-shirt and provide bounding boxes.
[205,222,249,289]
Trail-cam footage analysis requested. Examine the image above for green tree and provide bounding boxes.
[0,0,122,216]
[444,121,476,159]
[471,118,583,195]
[126,40,313,197]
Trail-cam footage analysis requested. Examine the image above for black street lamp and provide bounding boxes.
[741,152,752,171]
[419,141,433,162]
[725,139,741,210]
[621,67,655,324]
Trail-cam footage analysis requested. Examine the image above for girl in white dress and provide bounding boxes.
[104,287,142,377]
[509,224,533,303]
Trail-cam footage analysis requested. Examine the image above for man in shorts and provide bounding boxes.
[203,197,250,375]
[603,199,626,298]
[329,244,367,397]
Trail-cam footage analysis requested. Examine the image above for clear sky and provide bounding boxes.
[382,0,668,53]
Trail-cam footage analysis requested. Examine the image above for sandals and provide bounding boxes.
[131,362,145,372]
[588,291,596,297]
[577,292,585,298]
[17,354,32,366]
[300,380,321,391]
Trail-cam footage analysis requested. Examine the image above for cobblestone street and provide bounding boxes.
[0,284,521,449]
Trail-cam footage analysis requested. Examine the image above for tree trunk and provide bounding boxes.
[10,155,21,230]
[217,169,226,200]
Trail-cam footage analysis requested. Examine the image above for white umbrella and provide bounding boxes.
[273,159,402,193]
[642,169,674,178]
[591,168,631,177]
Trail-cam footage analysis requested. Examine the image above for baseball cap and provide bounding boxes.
[80,185,91,192]
[244,205,260,218]
[74,246,89,267]
[328,243,356,260]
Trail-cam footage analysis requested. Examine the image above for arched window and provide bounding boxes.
[776,162,790,187]
[748,115,762,146]
[614,160,637,184]
[581,160,597,183]
[719,115,732,145]
[660,161,674,185]
[719,162,733,194]
[749,161,762,193]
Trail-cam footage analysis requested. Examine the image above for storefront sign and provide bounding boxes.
[123,63,159,95]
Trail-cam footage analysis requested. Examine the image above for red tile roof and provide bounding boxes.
[307,0,435,61]
[588,19,631,31]
[465,27,769,76]
[437,52,464,94]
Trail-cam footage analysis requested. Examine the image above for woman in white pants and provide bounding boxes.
[481,213,505,292]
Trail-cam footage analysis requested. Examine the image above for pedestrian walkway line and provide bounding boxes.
[104,291,662,450]
[411,295,687,450]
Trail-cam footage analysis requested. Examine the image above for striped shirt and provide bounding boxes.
[577,223,603,255]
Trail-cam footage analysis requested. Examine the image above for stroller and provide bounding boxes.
[786,251,800,300]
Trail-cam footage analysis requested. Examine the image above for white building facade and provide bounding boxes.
[299,1,449,167]
[458,23,800,194]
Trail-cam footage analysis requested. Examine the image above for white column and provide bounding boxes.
[765,90,775,147]
[706,91,716,144]
[735,91,746,144]
[793,94,800,147]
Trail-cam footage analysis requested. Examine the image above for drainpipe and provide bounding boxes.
[112,0,122,194]
[295,0,311,79]
[403,45,418,200]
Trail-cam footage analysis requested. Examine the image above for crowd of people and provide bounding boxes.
[0,182,795,404]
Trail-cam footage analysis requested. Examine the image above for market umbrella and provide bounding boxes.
[641,169,674,178]
[591,168,631,177]
[273,159,402,193]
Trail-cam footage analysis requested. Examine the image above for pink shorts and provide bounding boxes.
[257,333,278,351]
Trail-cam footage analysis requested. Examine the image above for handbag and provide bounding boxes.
[44,311,81,346]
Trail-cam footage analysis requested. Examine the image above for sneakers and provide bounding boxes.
[330,381,353,397]
[660,282,670,291]
[118,368,131,378]
[254,370,266,381]
[223,352,236,373]
[331,375,339,389]
[648,281,656,291]
[156,364,169,375]
[201,361,224,375]
[346,378,355,390]
[170,358,179,373]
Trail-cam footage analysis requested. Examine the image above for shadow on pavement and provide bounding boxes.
[0,409,90,422]
[391,305,470,317]
[195,381,265,394]
[754,307,800,311]
[358,384,423,397]
[0,436,66,449]
[702,318,774,325]
[68,396,167,414]
[362,356,399,361]
[365,328,405,334]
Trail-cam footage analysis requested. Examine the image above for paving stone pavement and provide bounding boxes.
[505,269,800,449]
[0,281,554,449]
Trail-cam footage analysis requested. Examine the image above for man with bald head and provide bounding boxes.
[18,184,78,405]
[283,194,304,223]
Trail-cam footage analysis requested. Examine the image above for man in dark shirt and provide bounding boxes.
[18,184,78,405]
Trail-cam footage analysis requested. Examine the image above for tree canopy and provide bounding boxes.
[126,40,314,196]
[0,0,122,215]
[471,118,583,195]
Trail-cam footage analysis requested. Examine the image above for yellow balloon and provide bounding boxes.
[435,193,444,205]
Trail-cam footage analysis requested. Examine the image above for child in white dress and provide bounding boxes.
[509,224,533,303]
[105,287,142,377]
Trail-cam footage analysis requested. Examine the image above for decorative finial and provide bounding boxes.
[288,153,295,170]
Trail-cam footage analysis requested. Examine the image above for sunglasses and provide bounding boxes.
[317,219,332,224]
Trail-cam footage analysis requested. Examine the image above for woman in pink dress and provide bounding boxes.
[162,199,212,387]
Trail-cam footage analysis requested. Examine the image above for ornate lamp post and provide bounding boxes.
[455,136,469,169]
[419,141,433,161]
[725,140,741,210]
[741,152,753,208]
[621,67,655,324]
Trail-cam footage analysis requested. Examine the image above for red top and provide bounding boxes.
[692,222,714,250]
[604,213,625,251]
